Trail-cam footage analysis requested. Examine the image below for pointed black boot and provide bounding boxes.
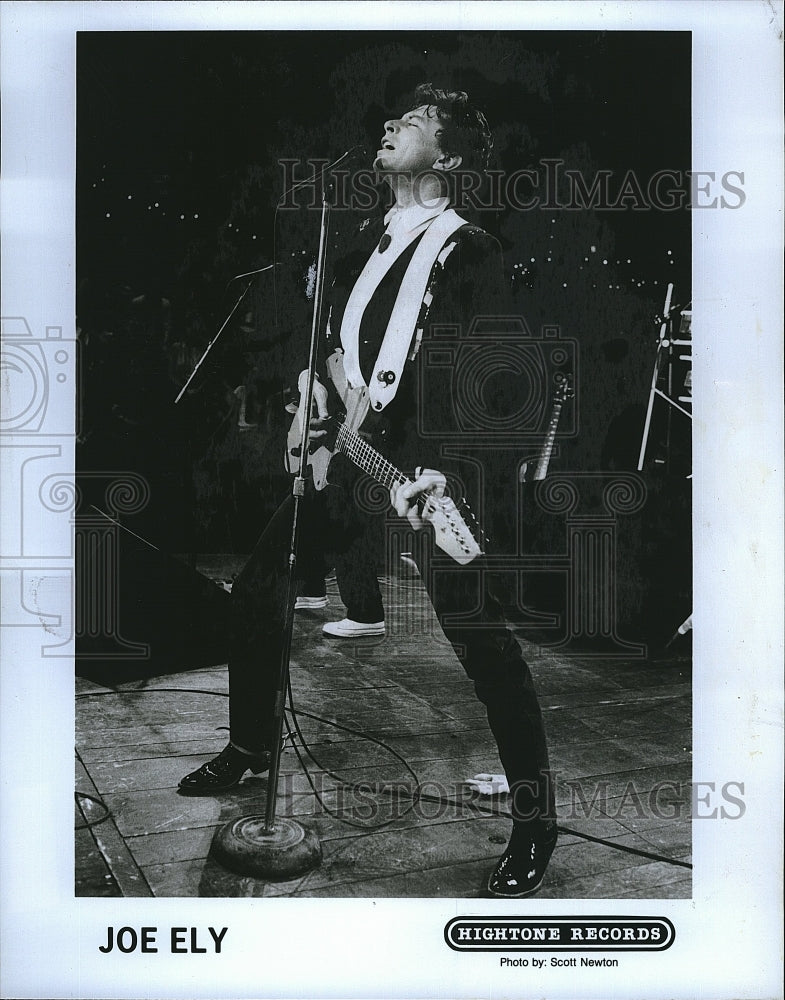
[178,743,270,795]
[487,821,558,898]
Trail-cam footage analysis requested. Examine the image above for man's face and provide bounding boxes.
[374,104,452,176]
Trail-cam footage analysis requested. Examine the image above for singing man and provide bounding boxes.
[179,84,557,898]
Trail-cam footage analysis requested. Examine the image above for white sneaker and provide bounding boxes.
[295,596,328,610]
[322,618,386,638]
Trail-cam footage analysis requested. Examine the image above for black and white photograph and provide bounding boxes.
[73,25,697,903]
[0,3,782,999]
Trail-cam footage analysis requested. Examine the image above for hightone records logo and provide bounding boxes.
[444,916,675,952]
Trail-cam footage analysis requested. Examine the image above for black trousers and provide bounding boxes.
[296,491,384,623]
[228,481,554,823]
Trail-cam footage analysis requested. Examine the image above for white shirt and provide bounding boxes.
[339,196,450,388]
[382,195,451,246]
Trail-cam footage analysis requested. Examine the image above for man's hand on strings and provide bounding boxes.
[296,369,330,439]
[391,467,446,530]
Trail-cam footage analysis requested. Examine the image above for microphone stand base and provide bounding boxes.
[210,816,322,880]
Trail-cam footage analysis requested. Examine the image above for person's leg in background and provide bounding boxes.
[323,484,386,638]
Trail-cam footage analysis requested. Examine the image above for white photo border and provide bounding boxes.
[1,2,782,998]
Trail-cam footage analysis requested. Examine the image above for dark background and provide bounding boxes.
[76,30,691,641]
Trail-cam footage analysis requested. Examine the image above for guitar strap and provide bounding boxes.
[340,208,467,411]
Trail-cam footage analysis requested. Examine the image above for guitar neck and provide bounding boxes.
[333,415,483,566]
[534,401,563,481]
[336,423,409,492]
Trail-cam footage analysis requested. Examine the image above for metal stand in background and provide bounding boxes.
[637,284,693,652]
[210,184,333,881]
[174,264,277,404]
[637,283,693,475]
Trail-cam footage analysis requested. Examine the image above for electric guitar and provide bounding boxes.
[520,374,574,482]
[285,350,483,565]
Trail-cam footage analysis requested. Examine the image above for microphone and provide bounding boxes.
[277,146,368,204]
[322,145,367,173]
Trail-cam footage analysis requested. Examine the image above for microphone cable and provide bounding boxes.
[75,686,692,869]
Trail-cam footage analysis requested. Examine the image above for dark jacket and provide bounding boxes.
[323,213,507,483]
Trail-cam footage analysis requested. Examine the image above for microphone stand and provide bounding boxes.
[211,170,337,881]
[263,175,332,837]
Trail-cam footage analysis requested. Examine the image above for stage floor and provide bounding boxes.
[76,559,692,899]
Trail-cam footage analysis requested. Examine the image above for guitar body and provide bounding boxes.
[285,422,333,490]
[284,349,483,564]
[285,350,369,490]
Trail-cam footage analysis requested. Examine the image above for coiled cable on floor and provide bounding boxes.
[74,790,111,830]
[76,686,692,868]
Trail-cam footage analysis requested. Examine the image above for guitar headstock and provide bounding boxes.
[422,496,483,565]
[554,373,574,404]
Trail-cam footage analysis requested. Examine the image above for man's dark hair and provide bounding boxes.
[411,83,494,172]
